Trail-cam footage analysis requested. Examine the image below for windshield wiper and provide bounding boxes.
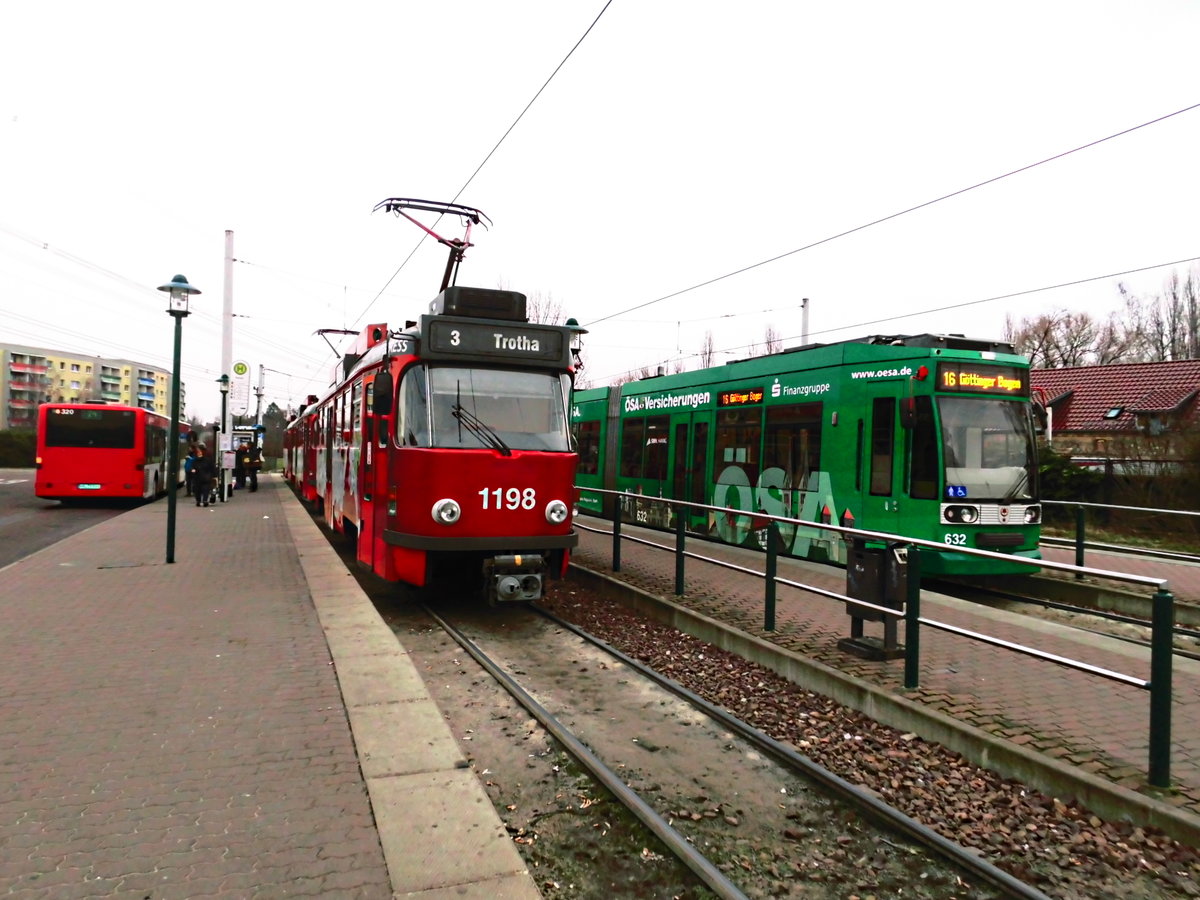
[451,403,512,456]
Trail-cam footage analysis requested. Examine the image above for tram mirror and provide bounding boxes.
[372,378,393,416]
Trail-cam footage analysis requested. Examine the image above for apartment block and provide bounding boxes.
[0,342,184,430]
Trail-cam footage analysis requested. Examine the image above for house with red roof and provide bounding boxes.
[1030,360,1200,463]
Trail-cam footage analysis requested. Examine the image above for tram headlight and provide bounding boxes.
[431,498,461,525]
[545,499,570,525]
[943,504,979,524]
[1024,505,1041,524]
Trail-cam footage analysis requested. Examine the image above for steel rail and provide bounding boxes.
[422,606,750,900]
[1041,535,1200,565]
[1043,499,1200,518]
[534,605,1055,900]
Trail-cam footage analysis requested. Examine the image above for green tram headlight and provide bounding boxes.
[943,504,979,525]
[1024,505,1041,525]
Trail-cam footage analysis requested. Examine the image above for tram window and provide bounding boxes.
[421,368,571,451]
[855,420,864,491]
[575,420,601,475]
[869,397,895,496]
[764,402,822,492]
[715,407,761,488]
[397,366,431,446]
[909,396,937,499]
[619,415,669,481]
[645,418,668,480]
[939,397,1036,500]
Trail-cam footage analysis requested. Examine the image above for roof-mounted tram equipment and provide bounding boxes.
[285,200,580,603]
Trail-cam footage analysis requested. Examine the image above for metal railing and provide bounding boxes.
[575,488,1177,788]
[1042,499,1200,570]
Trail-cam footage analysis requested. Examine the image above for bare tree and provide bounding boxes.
[494,280,566,325]
[699,331,716,369]
[611,365,659,386]
[1004,308,1135,368]
[525,289,565,325]
[764,324,782,354]
[1117,267,1200,362]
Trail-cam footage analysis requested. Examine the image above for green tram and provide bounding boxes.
[571,333,1041,576]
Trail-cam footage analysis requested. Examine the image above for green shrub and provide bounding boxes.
[1038,444,1103,502]
[0,430,36,468]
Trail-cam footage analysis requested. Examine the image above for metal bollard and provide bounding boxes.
[675,508,686,595]
[1149,585,1175,788]
[904,546,922,690]
[764,523,778,632]
[1074,505,1086,578]
[611,502,622,573]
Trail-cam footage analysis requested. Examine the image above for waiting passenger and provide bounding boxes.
[192,444,216,507]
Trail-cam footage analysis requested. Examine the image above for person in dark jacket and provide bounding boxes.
[233,441,249,490]
[247,443,262,492]
[191,443,216,507]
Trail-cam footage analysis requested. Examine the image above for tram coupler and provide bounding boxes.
[485,553,546,604]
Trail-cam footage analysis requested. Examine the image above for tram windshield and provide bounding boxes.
[397,365,572,452]
[939,398,1037,502]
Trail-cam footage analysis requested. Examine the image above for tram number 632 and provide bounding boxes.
[944,533,968,546]
[478,487,537,510]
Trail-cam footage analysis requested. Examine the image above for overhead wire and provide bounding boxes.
[583,101,1200,328]
[350,0,615,327]
[587,253,1200,383]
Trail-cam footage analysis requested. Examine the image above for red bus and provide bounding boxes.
[35,402,182,502]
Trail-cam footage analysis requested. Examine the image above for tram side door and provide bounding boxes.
[669,413,709,533]
[858,394,905,536]
[357,376,384,570]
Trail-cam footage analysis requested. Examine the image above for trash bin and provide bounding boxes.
[841,539,906,659]
[846,540,907,619]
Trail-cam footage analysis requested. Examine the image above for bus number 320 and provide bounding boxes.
[478,487,537,510]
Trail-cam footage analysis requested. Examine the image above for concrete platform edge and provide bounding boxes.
[569,562,1200,848]
[279,499,541,899]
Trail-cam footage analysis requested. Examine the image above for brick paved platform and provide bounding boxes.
[0,475,539,900]
[570,518,1200,849]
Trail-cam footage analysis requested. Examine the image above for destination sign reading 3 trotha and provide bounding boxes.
[425,317,566,362]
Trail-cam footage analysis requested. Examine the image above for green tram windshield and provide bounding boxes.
[939,397,1037,502]
[396,365,572,452]
[43,408,138,449]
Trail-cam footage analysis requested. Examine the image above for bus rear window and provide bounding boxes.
[43,409,137,449]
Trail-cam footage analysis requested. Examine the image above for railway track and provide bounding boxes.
[405,598,1051,900]
[1040,536,1200,566]
[936,579,1200,662]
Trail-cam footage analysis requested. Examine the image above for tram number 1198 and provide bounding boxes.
[479,487,537,510]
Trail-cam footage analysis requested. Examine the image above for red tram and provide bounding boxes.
[285,200,580,602]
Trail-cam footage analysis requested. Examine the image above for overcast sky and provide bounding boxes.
[3,1,1197,422]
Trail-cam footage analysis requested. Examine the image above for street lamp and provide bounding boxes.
[217,374,230,501]
[157,274,201,564]
[566,317,588,371]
